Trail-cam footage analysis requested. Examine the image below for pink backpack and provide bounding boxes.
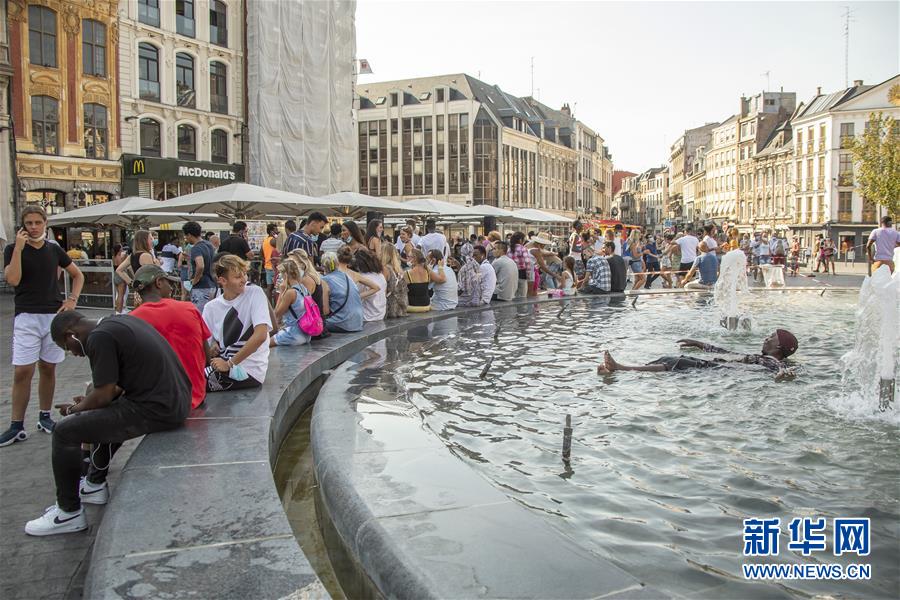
[289,284,324,337]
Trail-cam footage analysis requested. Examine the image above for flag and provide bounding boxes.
[359,59,373,75]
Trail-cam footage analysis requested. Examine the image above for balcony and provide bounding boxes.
[819,141,825,151]
[807,142,814,153]
[838,173,854,186]
[838,211,852,222]
[805,178,813,191]
[840,136,854,149]
[862,209,877,223]
[817,177,825,190]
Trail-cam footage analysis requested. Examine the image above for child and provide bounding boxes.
[201,255,272,391]
[270,260,311,347]
[558,256,578,295]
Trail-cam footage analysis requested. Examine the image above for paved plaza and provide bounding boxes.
[0,301,135,600]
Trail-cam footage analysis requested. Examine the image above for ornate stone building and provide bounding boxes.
[1,0,14,245]
[8,0,122,249]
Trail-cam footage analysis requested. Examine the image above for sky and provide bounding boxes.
[355,0,899,172]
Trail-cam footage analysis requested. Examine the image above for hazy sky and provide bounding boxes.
[356,0,899,172]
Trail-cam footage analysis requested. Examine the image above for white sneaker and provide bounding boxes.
[79,478,109,505]
[25,504,87,536]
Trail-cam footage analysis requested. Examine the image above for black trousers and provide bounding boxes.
[52,399,179,512]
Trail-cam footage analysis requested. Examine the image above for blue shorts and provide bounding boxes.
[630,260,644,273]
[265,269,275,285]
[273,324,309,346]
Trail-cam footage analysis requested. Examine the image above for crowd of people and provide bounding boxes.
[2,205,897,536]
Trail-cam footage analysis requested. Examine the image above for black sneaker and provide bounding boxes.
[0,425,28,447]
[37,414,56,434]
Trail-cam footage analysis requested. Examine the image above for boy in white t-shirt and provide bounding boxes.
[202,254,272,391]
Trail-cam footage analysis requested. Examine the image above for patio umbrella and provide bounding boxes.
[47,196,217,227]
[509,208,574,223]
[385,198,486,217]
[322,192,432,218]
[131,183,325,220]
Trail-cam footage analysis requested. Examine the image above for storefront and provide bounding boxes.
[16,155,122,256]
[121,154,245,201]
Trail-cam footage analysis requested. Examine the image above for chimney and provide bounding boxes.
[816,86,822,95]
[853,79,863,87]
[560,103,571,116]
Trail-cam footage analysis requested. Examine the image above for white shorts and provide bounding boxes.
[12,313,65,366]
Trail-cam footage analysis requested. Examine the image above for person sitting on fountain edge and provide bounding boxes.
[597,329,799,381]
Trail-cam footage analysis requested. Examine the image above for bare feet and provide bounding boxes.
[596,350,619,374]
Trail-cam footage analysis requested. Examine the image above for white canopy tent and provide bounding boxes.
[47,196,218,227]
[322,192,431,218]
[385,198,485,217]
[131,183,326,220]
[509,208,574,223]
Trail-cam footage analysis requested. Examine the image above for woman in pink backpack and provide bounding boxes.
[271,260,318,346]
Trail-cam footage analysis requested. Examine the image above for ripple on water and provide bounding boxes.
[389,293,900,599]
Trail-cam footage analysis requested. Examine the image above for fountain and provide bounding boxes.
[714,249,751,330]
[841,248,900,412]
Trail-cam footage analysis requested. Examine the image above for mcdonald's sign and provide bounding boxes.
[131,158,146,175]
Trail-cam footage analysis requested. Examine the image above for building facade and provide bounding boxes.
[355,74,611,222]
[789,76,898,253]
[747,117,794,231]
[8,0,122,250]
[668,123,716,227]
[118,0,245,199]
[735,91,796,226]
[682,147,707,226]
[1,0,14,245]
[703,115,738,222]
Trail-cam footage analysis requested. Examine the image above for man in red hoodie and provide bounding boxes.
[130,265,212,409]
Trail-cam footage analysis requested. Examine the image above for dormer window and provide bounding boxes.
[374,96,386,105]
[418,91,431,101]
[436,88,445,102]
[390,92,398,107]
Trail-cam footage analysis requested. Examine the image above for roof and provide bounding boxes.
[795,83,875,120]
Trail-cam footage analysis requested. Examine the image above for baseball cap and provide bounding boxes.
[133,264,180,292]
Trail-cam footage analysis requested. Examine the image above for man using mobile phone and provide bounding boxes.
[1,207,84,447]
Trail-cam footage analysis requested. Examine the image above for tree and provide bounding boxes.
[849,112,899,216]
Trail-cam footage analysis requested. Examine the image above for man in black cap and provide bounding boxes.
[597,329,799,381]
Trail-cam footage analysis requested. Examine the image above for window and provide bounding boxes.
[138,0,160,27]
[209,62,227,114]
[31,96,59,154]
[138,43,160,101]
[390,92,398,107]
[140,118,161,156]
[177,124,196,160]
[840,122,854,147]
[175,53,195,107]
[436,88,444,102]
[82,20,106,77]
[209,1,228,46]
[28,6,57,68]
[838,191,852,221]
[819,123,826,149]
[176,0,195,37]
[211,129,228,163]
[83,104,108,159]
[839,154,853,185]
[26,190,65,215]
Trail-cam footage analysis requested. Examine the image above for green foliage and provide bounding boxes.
[849,112,899,216]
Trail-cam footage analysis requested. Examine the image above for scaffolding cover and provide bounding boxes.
[247,0,357,196]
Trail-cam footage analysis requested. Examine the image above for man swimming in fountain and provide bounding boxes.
[597,329,799,381]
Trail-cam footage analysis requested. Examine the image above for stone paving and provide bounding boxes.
[0,300,135,600]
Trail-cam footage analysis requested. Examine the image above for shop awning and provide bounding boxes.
[509,208,574,223]
[322,192,433,217]
[131,183,325,220]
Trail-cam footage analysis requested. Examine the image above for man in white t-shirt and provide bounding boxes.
[418,219,450,258]
[201,255,272,391]
[701,224,718,253]
[474,246,496,304]
[670,230,699,278]
[613,224,624,256]
[159,241,182,273]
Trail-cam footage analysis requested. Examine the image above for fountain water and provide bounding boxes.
[714,249,751,330]
[841,248,900,412]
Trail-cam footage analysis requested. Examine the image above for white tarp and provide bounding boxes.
[246,0,357,197]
